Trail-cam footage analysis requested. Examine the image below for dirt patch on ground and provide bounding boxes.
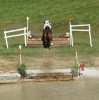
[0,57,18,71]
[0,56,99,71]
[92,57,99,66]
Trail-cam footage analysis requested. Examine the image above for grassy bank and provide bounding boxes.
[0,0,99,70]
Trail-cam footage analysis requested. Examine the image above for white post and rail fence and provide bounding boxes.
[4,27,27,49]
[4,17,29,49]
[68,18,92,47]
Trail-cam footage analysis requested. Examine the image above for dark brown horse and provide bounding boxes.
[42,26,52,49]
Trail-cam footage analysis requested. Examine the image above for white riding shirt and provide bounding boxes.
[44,20,51,29]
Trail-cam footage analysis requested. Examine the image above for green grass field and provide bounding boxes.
[0,0,99,69]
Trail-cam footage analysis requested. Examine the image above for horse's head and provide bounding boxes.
[43,26,52,40]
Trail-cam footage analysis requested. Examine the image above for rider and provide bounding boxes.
[43,19,51,29]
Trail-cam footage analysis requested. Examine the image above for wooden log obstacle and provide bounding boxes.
[27,36,70,48]
[3,17,92,48]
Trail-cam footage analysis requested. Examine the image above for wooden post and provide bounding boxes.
[19,45,22,65]
[27,17,29,41]
[4,31,8,48]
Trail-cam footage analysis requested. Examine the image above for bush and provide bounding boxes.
[71,64,80,75]
[17,64,27,79]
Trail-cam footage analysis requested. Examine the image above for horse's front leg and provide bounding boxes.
[44,35,48,48]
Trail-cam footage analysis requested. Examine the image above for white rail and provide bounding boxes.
[71,24,90,27]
